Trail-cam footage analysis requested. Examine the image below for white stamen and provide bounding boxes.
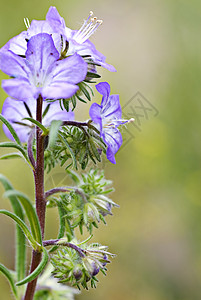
[24,17,30,29]
[74,12,103,44]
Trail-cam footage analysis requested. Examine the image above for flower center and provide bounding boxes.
[74,11,103,44]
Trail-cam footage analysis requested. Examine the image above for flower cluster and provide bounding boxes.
[51,241,115,289]
[47,169,119,234]
[0,6,131,164]
[0,6,133,300]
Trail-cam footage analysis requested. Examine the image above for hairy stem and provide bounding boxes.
[24,95,46,300]
[43,239,86,257]
[62,120,100,135]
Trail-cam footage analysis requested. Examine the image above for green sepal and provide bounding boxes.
[0,209,40,250]
[0,263,18,298]
[4,190,42,248]
[16,248,49,286]
[0,114,21,145]
[23,118,49,135]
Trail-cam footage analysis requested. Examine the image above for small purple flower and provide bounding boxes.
[89,82,131,164]
[46,8,116,72]
[0,33,87,101]
[2,98,74,143]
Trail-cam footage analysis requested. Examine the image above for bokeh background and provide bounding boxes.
[0,0,201,299]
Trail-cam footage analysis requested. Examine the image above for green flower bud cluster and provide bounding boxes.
[51,241,114,290]
[50,170,119,234]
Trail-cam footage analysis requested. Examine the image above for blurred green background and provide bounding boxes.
[1,0,201,299]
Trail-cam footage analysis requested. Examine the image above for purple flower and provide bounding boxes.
[46,8,116,72]
[89,82,130,164]
[0,33,87,101]
[2,98,74,143]
[1,7,116,72]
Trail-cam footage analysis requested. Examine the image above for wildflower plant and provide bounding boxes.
[0,7,133,300]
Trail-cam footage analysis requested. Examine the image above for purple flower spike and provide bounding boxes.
[2,98,74,143]
[0,33,87,101]
[89,82,132,164]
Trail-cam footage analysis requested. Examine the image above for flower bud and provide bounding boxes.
[83,257,100,277]
[83,203,100,224]
[73,265,83,281]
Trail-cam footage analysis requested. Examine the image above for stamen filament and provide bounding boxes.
[24,17,30,29]
[74,12,103,44]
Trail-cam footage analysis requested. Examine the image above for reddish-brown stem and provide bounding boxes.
[24,95,46,300]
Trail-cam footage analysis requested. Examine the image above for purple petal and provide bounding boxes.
[102,128,122,164]
[26,33,59,76]
[42,82,79,100]
[0,31,28,56]
[2,79,36,101]
[2,98,32,142]
[0,51,29,78]
[89,103,102,131]
[52,53,88,84]
[98,61,116,72]
[96,82,110,107]
[46,6,66,35]
[102,94,122,120]
[28,20,53,36]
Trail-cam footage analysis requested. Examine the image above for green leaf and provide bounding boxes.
[0,152,23,160]
[23,118,49,135]
[89,138,101,162]
[87,72,101,79]
[0,175,26,281]
[16,248,49,286]
[4,190,42,248]
[0,263,18,298]
[79,84,91,101]
[48,120,63,149]
[59,133,77,169]
[0,114,21,145]
[0,209,39,250]
[0,142,29,164]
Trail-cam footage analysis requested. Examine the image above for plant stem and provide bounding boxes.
[43,239,86,257]
[24,95,46,300]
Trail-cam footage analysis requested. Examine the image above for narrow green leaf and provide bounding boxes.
[4,190,42,247]
[76,94,87,103]
[0,263,18,298]
[89,138,101,162]
[0,209,39,250]
[79,84,91,101]
[0,114,21,145]
[0,142,29,163]
[87,72,101,79]
[16,248,49,286]
[59,134,77,169]
[0,175,26,281]
[0,152,23,160]
[48,120,63,149]
[23,118,48,135]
